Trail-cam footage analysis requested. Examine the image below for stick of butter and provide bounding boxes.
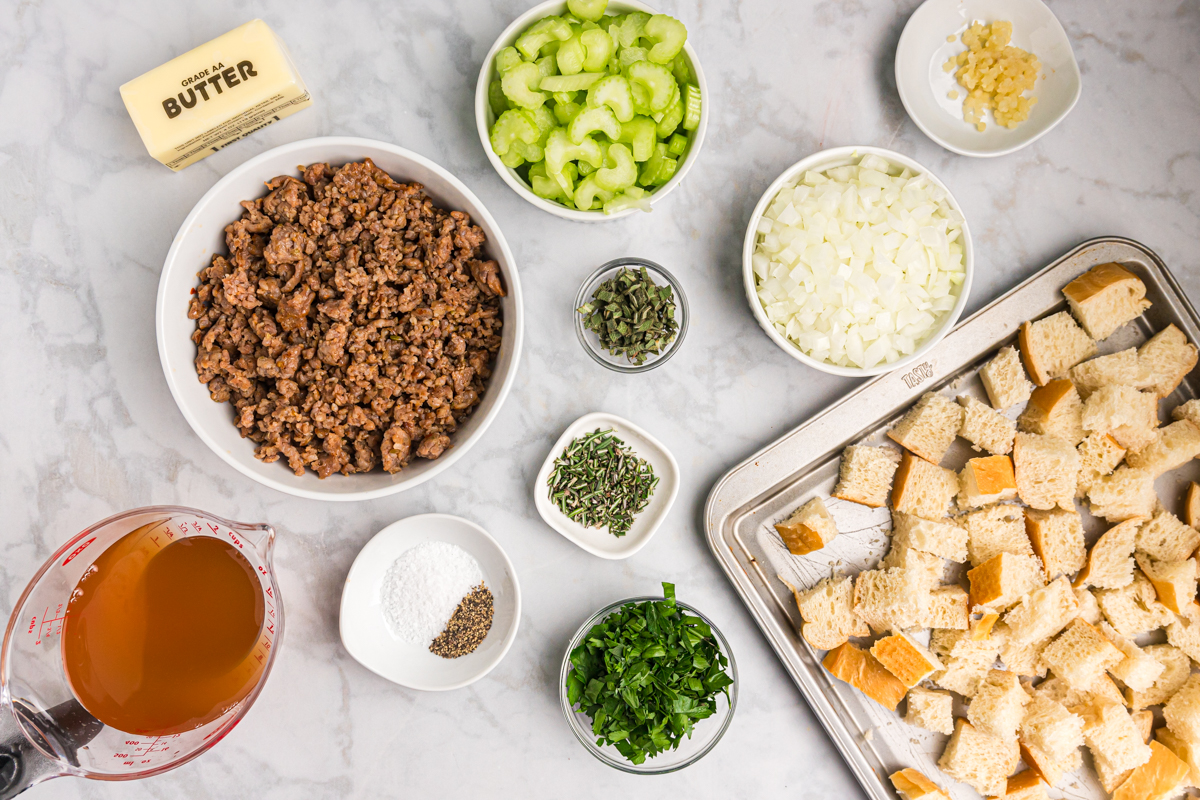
[119,20,312,171]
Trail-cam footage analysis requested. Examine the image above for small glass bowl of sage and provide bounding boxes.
[574,258,689,373]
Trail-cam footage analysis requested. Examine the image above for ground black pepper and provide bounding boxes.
[429,584,494,659]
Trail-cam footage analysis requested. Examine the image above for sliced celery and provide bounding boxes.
[580,28,613,72]
[682,83,701,130]
[488,80,510,116]
[667,133,688,157]
[496,47,524,75]
[643,15,687,64]
[529,105,557,143]
[617,116,656,161]
[566,0,608,23]
[552,91,577,105]
[552,101,584,125]
[639,143,677,186]
[556,35,586,75]
[619,46,648,68]
[616,12,650,48]
[655,91,683,137]
[586,75,634,123]
[490,108,541,165]
[626,61,677,113]
[567,106,621,144]
[603,186,653,214]
[536,55,559,79]
[515,16,572,60]
[548,161,580,197]
[545,128,604,175]
[501,61,547,110]
[670,52,691,86]
[576,159,595,176]
[540,73,605,93]
[596,143,637,191]
[574,174,616,211]
[529,162,564,200]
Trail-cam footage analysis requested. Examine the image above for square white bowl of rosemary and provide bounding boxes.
[534,411,680,559]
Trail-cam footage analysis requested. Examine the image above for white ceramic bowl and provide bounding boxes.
[156,137,524,501]
[896,0,1081,158]
[534,411,679,559]
[339,514,521,691]
[474,0,709,221]
[741,145,974,377]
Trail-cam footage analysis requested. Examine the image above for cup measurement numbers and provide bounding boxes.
[111,735,182,767]
[28,603,66,645]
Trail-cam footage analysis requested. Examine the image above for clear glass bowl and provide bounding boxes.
[558,596,738,774]
[573,258,689,374]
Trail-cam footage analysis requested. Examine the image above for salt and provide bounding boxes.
[380,541,483,645]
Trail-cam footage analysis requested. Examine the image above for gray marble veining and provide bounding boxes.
[1,0,1197,797]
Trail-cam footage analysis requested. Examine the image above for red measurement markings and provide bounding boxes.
[115,734,181,766]
[61,536,96,566]
[33,604,66,645]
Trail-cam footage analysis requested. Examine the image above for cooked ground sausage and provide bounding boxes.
[188,159,504,478]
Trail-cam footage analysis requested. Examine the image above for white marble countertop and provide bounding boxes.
[2,0,1197,797]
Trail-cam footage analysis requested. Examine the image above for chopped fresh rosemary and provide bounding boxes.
[547,428,658,537]
[577,266,678,365]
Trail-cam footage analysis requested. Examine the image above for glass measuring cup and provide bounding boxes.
[0,506,283,798]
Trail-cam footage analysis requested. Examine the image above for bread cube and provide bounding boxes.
[1087,466,1157,523]
[958,455,1018,510]
[1062,262,1151,341]
[1076,432,1126,498]
[995,623,1049,678]
[887,392,963,464]
[831,444,901,508]
[920,584,970,630]
[1165,674,1200,743]
[1126,644,1191,710]
[1070,347,1140,398]
[1013,432,1079,512]
[1100,622,1165,691]
[1001,576,1078,648]
[1040,619,1123,691]
[1127,419,1200,478]
[1038,674,1124,714]
[1023,507,1086,580]
[1112,740,1192,800]
[968,669,1030,738]
[1000,769,1048,800]
[958,394,1017,455]
[774,496,838,555]
[781,574,870,651]
[1138,508,1200,563]
[1136,553,1197,614]
[981,345,1035,410]
[1176,398,1200,426]
[1138,324,1198,398]
[852,567,927,634]
[931,628,1000,697]
[1155,727,1200,790]
[1082,383,1160,449]
[1098,571,1176,637]
[1076,518,1139,590]
[821,642,907,710]
[1020,690,1084,766]
[1081,698,1153,781]
[1166,603,1200,665]
[968,552,1045,611]
[1188,481,1200,528]
[881,541,945,591]
[963,502,1032,566]
[892,511,967,563]
[888,768,950,800]
[1019,311,1097,386]
[891,451,959,519]
[1018,379,1085,445]
[938,718,1020,796]
[1074,585,1102,625]
[871,632,942,688]
[906,687,955,735]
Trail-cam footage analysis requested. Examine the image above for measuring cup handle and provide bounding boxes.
[0,705,63,799]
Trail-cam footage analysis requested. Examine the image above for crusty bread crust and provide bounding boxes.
[822,642,907,710]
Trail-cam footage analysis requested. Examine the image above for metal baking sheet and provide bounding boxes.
[704,237,1200,800]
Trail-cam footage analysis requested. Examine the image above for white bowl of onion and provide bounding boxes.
[742,146,973,376]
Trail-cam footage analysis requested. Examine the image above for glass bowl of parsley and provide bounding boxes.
[559,583,737,773]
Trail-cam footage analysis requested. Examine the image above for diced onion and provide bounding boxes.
[753,154,965,369]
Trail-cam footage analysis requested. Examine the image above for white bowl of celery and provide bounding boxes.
[475,0,707,220]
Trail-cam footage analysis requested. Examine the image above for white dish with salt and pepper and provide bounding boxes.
[534,411,679,560]
[339,514,521,691]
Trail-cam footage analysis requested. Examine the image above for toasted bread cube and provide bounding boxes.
[958,455,1018,510]
[1098,572,1176,637]
[1024,507,1086,580]
[780,574,870,651]
[888,768,951,800]
[1019,379,1085,445]
[1087,466,1157,523]
[1000,769,1048,800]
[958,394,1017,455]
[892,511,968,563]
[1188,481,1200,529]
[1082,383,1161,450]
[1013,432,1079,512]
[1100,621,1166,691]
[891,450,959,519]
[1167,603,1200,665]
[981,345,1035,410]
[1019,311,1097,386]
[939,718,1020,796]
[1081,698,1154,780]
[1111,739,1191,800]
[1155,727,1200,790]
[774,496,838,555]
[1127,644,1191,709]
[995,626,1049,678]
[906,687,955,735]
[831,445,902,508]
[969,552,1045,611]
[821,642,907,710]
[1076,518,1140,590]
[931,628,1001,697]
[1076,432,1126,498]
[1020,740,1080,788]
[1139,324,1199,399]
[881,541,946,591]
[1075,585,1102,625]
[887,392,963,464]
[853,567,927,634]
[969,669,1031,738]
[1136,554,1197,614]
[1063,262,1151,341]
[921,584,970,630]
[1020,690,1084,766]
[872,632,943,688]
[1002,576,1079,649]
[1041,619,1124,691]
[1133,709,1155,744]
[1070,347,1141,399]
[1176,398,1200,426]
[1138,508,1200,563]
[1127,419,1200,478]
[964,503,1033,567]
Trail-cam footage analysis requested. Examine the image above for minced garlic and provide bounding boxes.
[943,20,1040,132]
